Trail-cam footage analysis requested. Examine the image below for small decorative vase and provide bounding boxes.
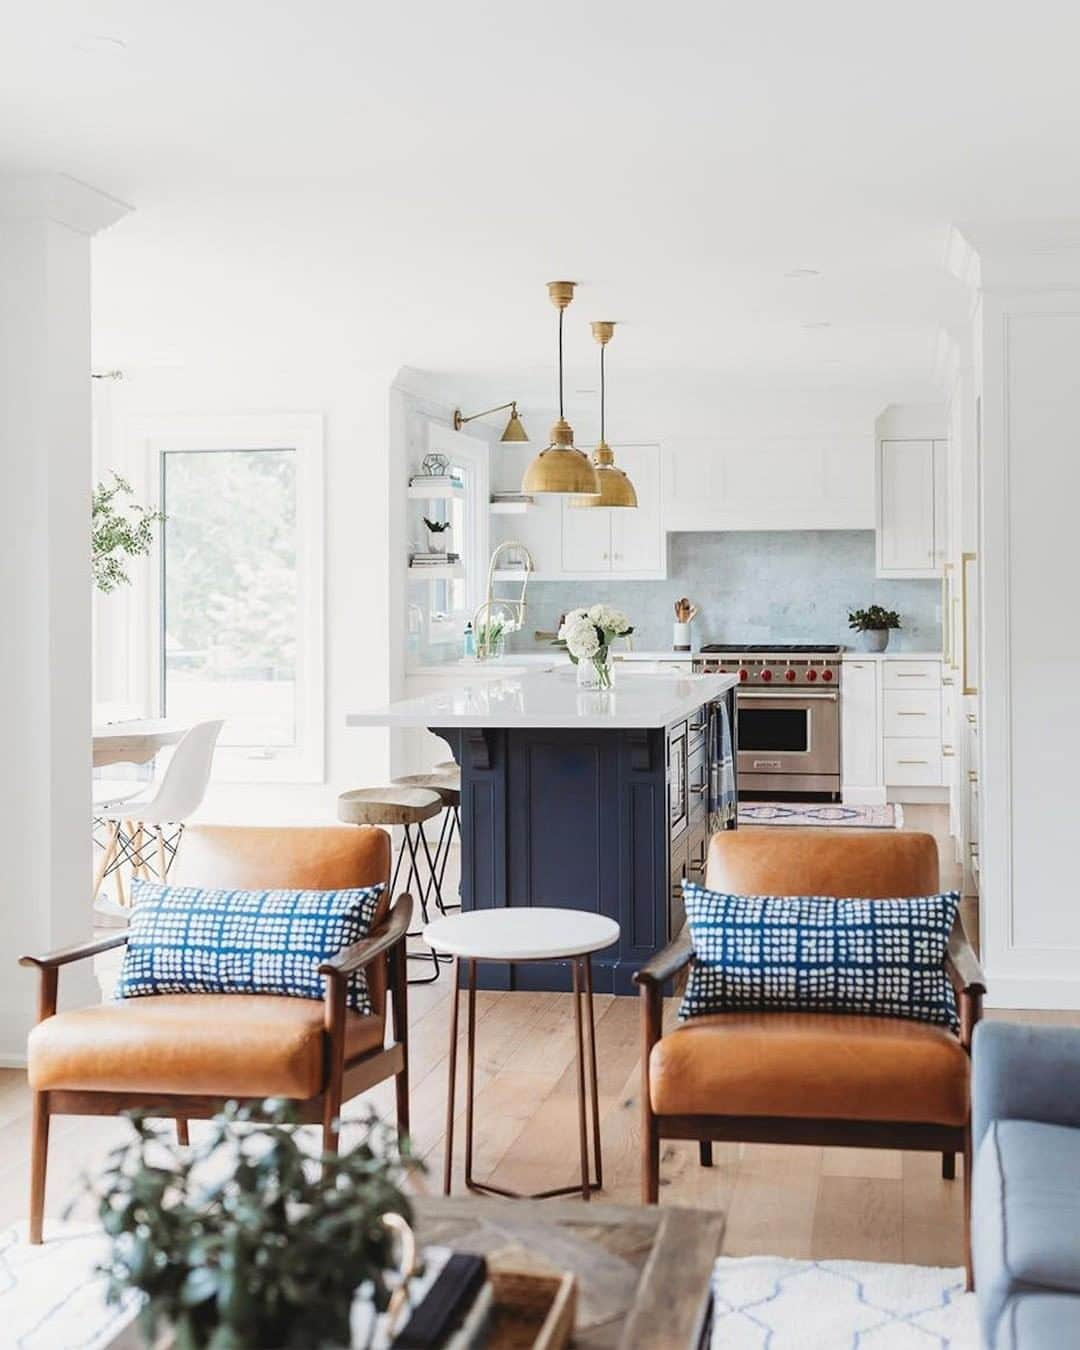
[860,628,890,652]
[427,531,449,554]
[576,648,615,690]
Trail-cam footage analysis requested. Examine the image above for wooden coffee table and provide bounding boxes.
[105,1196,723,1349]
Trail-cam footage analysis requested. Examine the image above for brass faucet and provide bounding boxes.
[472,541,534,660]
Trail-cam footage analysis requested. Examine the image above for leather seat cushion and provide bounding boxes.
[649,1010,969,1123]
[28,995,383,1098]
[974,1119,1080,1346]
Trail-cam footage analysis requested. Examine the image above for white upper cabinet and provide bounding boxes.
[663,436,874,533]
[559,444,666,578]
[876,439,949,577]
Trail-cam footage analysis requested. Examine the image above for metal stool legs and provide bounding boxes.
[393,822,452,985]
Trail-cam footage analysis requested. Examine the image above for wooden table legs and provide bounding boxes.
[442,954,603,1201]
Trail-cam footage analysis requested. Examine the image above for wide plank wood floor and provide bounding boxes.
[5,806,1078,1263]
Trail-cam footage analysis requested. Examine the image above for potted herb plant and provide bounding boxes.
[84,1101,417,1349]
[848,604,902,652]
[422,516,451,554]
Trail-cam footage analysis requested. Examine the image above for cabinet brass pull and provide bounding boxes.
[689,721,706,731]
[942,747,955,757]
[691,784,707,795]
[968,769,979,782]
[896,710,927,716]
[898,758,929,765]
[895,674,928,679]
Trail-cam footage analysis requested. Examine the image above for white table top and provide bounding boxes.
[347,668,736,731]
[92,719,187,768]
[424,908,621,961]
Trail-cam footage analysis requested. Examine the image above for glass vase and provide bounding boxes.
[576,649,615,691]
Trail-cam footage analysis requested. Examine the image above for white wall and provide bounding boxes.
[968,231,1080,1008]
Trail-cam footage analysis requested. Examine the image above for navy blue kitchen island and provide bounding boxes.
[347,666,738,994]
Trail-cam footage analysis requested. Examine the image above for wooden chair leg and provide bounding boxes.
[942,1151,956,1180]
[29,1092,50,1245]
[642,1118,660,1204]
[963,1125,974,1292]
[92,820,120,899]
[699,1140,714,1168]
[176,1117,190,1146]
[156,826,168,880]
[390,940,410,1145]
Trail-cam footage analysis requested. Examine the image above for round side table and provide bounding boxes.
[423,908,620,1203]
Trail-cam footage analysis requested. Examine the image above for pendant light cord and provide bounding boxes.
[557,306,565,420]
[600,342,606,443]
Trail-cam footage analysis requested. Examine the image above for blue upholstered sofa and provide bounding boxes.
[973,1021,1080,1348]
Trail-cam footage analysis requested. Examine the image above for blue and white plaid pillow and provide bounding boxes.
[680,881,960,1032]
[117,880,385,1015]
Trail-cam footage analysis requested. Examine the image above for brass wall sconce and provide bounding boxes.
[452,401,530,443]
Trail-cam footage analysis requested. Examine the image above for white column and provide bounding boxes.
[952,227,1080,1009]
[0,174,130,1062]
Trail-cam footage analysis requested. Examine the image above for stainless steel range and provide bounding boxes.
[694,645,843,799]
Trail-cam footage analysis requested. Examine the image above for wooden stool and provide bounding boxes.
[392,770,461,912]
[337,786,447,983]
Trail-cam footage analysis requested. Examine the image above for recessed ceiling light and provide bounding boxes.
[802,321,831,329]
[785,268,821,279]
[73,33,127,54]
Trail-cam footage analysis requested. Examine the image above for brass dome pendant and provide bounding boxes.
[571,321,637,509]
[522,281,600,497]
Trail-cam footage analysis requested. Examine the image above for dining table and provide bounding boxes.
[92,719,186,769]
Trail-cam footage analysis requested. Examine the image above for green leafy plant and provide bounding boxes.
[92,473,165,593]
[848,605,902,633]
[81,1100,417,1350]
[421,517,451,534]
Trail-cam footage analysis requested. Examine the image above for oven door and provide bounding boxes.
[736,689,840,793]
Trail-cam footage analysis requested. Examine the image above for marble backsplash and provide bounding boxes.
[508,530,942,655]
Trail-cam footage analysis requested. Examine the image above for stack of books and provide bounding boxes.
[410,552,461,567]
[410,473,463,490]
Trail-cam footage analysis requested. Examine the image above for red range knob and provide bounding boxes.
[760,669,773,682]
[822,668,834,682]
[739,668,748,682]
[785,669,797,682]
[806,668,818,681]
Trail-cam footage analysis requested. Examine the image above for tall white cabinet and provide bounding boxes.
[876,439,949,577]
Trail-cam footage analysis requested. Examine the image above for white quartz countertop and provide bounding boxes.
[613,650,695,662]
[347,668,738,730]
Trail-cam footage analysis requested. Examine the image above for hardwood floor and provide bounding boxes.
[5,806,1077,1265]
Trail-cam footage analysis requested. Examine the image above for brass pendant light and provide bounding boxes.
[571,320,637,509]
[521,281,600,497]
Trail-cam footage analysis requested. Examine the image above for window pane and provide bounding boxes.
[162,449,297,750]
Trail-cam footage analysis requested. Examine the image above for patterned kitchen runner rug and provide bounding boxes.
[738,802,903,829]
[712,1256,976,1349]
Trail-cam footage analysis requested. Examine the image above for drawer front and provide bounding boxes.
[688,744,709,826]
[687,708,708,756]
[882,660,941,691]
[884,737,942,786]
[883,689,941,739]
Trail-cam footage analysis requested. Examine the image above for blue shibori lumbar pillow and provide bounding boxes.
[117,879,385,1015]
[679,881,960,1032]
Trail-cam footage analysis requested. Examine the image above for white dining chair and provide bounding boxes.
[94,720,225,904]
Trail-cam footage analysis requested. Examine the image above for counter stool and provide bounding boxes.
[424,908,620,1200]
[337,786,449,983]
[391,768,461,912]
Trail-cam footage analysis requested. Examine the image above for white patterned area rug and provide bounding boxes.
[712,1256,977,1349]
[738,802,903,829]
[0,1223,136,1350]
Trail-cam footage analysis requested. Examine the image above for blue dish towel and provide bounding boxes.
[709,696,737,832]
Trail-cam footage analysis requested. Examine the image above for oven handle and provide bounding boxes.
[737,690,839,701]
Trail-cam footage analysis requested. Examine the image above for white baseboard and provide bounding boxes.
[0,1053,27,1069]
[842,786,888,805]
[887,787,949,804]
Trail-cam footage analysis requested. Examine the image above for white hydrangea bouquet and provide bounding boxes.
[556,604,634,690]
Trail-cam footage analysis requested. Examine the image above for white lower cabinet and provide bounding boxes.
[842,656,946,800]
[840,658,882,802]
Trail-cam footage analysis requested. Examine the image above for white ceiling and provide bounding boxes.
[4,1,1080,404]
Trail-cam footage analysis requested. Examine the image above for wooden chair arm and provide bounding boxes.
[946,919,986,995]
[634,927,693,987]
[318,893,413,978]
[19,931,129,970]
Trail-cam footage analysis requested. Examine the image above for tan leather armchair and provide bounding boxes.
[636,829,985,1281]
[20,824,411,1245]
